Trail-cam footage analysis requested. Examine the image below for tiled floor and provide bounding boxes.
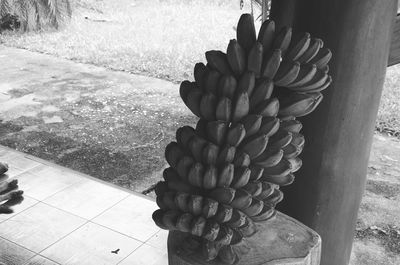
[0,146,168,265]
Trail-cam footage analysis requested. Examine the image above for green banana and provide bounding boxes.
[310,47,332,69]
[287,64,317,88]
[242,181,262,196]
[237,71,256,96]
[183,88,202,117]
[253,148,284,167]
[297,38,322,63]
[203,166,218,190]
[188,135,207,162]
[269,130,293,149]
[259,117,280,137]
[253,97,280,117]
[247,42,263,77]
[254,182,275,201]
[176,212,193,233]
[175,192,190,212]
[152,209,167,230]
[191,216,207,237]
[165,142,184,168]
[230,189,252,209]
[226,209,247,227]
[291,132,305,148]
[219,245,237,265]
[200,93,217,120]
[238,217,257,237]
[280,119,303,133]
[274,61,301,86]
[194,62,208,91]
[188,194,204,216]
[205,50,233,76]
[251,205,276,222]
[307,75,332,93]
[279,92,323,117]
[264,189,284,207]
[217,145,236,164]
[289,70,328,92]
[241,114,262,138]
[261,172,295,186]
[215,204,233,223]
[202,198,219,218]
[195,119,208,138]
[285,32,311,61]
[217,163,235,187]
[248,165,264,181]
[188,162,204,187]
[202,239,220,260]
[262,159,292,178]
[218,75,237,99]
[205,70,221,94]
[226,123,246,147]
[231,167,251,189]
[161,210,180,230]
[154,181,168,197]
[215,226,234,246]
[236,13,256,53]
[262,49,282,79]
[176,156,195,180]
[273,26,292,53]
[258,19,275,52]
[232,91,250,122]
[179,80,194,102]
[233,151,251,167]
[226,39,246,76]
[287,157,302,172]
[162,191,179,210]
[208,187,236,204]
[282,143,302,159]
[202,142,220,165]
[216,97,232,121]
[242,198,264,217]
[176,126,196,148]
[249,78,274,109]
[206,120,228,145]
[240,133,269,159]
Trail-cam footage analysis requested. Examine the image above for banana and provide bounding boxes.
[262,49,282,79]
[274,61,300,86]
[238,218,257,237]
[206,120,228,145]
[253,148,284,167]
[287,157,302,172]
[226,39,246,76]
[310,48,332,69]
[218,75,237,99]
[162,191,178,210]
[230,189,252,209]
[215,204,233,223]
[217,145,236,164]
[288,70,328,92]
[231,167,251,189]
[291,132,305,148]
[249,165,264,181]
[237,71,256,96]
[261,172,295,186]
[176,156,195,180]
[249,78,274,109]
[242,198,264,217]
[195,119,208,138]
[232,91,250,122]
[264,188,284,207]
[202,236,220,260]
[254,182,275,201]
[247,42,263,77]
[253,97,280,117]
[227,209,247,227]
[285,32,311,61]
[273,26,292,53]
[297,38,322,63]
[188,135,207,162]
[241,114,262,138]
[215,97,232,122]
[208,187,236,204]
[259,117,280,137]
[152,209,167,229]
[176,212,193,233]
[175,192,190,212]
[165,142,185,168]
[280,119,303,133]
[156,196,168,210]
[306,75,332,93]
[279,92,323,117]
[215,226,234,246]
[203,166,218,189]
[202,142,219,165]
[179,80,194,102]
[202,198,219,218]
[242,181,262,196]
[191,216,207,237]
[167,178,198,194]
[233,151,251,167]
[154,181,168,197]
[188,194,204,216]
[217,163,234,187]
[236,13,256,53]
[200,93,217,120]
[287,64,317,88]
[262,159,292,178]
[204,70,221,94]
[251,205,276,222]
[269,130,293,149]
[161,210,180,230]
[320,64,329,74]
[176,126,196,148]
[219,245,237,265]
[205,50,233,76]
[188,162,204,187]
[194,62,208,91]
[226,123,246,147]
[163,167,179,182]
[258,19,275,52]
[240,133,269,159]
[282,143,302,159]
[203,221,220,242]
[183,88,202,117]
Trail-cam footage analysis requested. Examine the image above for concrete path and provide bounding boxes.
[0,46,195,193]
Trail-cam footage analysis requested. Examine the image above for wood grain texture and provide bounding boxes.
[276,0,399,265]
[168,211,321,265]
[389,14,400,66]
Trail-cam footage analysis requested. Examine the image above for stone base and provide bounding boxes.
[168,211,321,265]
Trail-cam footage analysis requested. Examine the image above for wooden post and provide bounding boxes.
[168,211,321,265]
[269,0,297,30]
[276,1,399,265]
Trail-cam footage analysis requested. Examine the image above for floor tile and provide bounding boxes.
[118,243,167,265]
[43,179,128,220]
[5,154,41,172]
[24,255,60,265]
[41,222,142,265]
[146,229,168,251]
[0,202,86,252]
[0,196,39,222]
[0,237,35,265]
[92,195,159,241]
[13,167,83,201]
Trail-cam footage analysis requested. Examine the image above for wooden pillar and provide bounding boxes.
[277,1,399,265]
[269,0,297,30]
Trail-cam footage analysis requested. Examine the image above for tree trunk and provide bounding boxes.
[276,1,399,265]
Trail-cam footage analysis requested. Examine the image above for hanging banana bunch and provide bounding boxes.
[153,13,332,264]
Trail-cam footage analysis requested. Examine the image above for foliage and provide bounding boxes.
[0,0,71,31]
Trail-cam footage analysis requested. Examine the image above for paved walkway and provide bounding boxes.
[0,145,167,265]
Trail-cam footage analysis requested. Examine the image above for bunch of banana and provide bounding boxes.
[153,13,331,264]
[0,162,24,214]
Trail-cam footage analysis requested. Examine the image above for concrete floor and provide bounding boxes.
[0,145,167,265]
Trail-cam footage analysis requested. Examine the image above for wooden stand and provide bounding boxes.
[168,211,321,265]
